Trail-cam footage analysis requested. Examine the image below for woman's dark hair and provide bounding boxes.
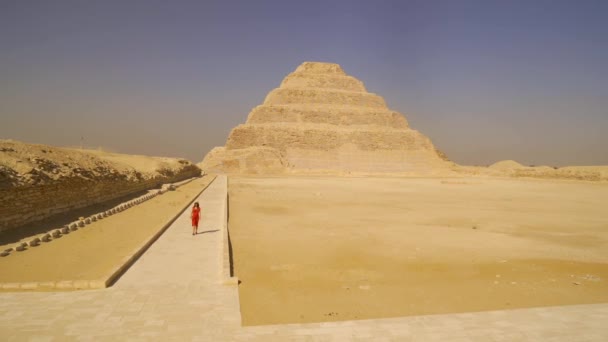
[194,202,199,208]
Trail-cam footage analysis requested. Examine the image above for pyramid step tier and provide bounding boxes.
[247,104,408,129]
[226,125,437,152]
[205,146,446,174]
[294,62,346,75]
[263,87,387,108]
[279,72,367,92]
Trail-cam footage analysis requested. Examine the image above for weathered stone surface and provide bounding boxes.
[201,61,450,174]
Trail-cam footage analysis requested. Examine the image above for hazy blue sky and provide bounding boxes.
[1,0,607,166]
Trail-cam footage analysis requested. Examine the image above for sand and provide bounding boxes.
[229,176,608,326]
[0,176,213,287]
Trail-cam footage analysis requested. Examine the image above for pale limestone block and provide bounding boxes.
[41,234,52,242]
[55,280,74,289]
[85,218,91,224]
[0,251,10,257]
[78,220,85,227]
[52,230,61,238]
[88,280,106,288]
[28,237,41,246]
[69,223,78,231]
[20,282,38,290]
[37,282,56,290]
[61,227,69,234]
[72,280,90,289]
[1,283,20,290]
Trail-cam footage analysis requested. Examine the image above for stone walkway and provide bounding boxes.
[1,175,607,341]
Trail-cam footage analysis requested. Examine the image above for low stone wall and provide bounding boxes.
[221,176,238,285]
[0,168,201,233]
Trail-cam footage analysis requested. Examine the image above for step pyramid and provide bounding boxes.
[201,62,451,174]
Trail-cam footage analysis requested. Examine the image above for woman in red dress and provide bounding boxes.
[191,202,201,235]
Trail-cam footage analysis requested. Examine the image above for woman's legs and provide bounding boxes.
[192,218,199,235]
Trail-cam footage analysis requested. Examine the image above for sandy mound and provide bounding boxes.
[198,146,226,172]
[489,160,526,171]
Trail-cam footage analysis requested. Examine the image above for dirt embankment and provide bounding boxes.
[0,139,201,232]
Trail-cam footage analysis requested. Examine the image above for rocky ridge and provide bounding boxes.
[0,139,201,232]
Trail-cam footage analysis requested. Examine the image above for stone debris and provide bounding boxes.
[580,274,601,282]
[28,238,41,247]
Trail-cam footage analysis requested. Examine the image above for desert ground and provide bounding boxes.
[229,176,608,326]
[0,176,213,286]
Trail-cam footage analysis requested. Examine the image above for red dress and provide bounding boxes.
[191,207,201,226]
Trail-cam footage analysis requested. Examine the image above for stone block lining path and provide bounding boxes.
[1,175,607,341]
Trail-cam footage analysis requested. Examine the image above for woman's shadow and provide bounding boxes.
[196,229,219,235]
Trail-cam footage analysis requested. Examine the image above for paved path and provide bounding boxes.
[1,175,608,341]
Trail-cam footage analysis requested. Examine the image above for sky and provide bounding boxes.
[1,0,607,166]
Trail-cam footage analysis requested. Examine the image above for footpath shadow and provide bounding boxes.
[196,229,219,235]
[0,190,150,247]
